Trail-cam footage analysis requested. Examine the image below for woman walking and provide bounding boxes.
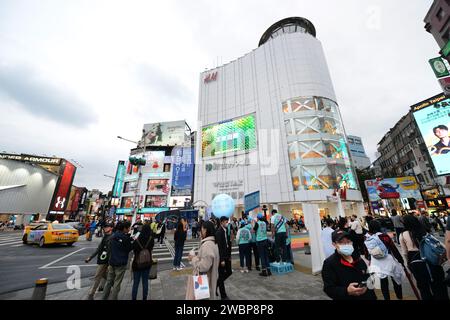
[400,215,449,300]
[173,218,187,270]
[131,224,154,300]
[187,220,220,300]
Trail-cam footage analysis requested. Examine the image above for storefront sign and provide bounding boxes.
[425,198,448,208]
[429,57,450,78]
[112,161,126,198]
[0,153,61,166]
[48,161,76,213]
[204,72,218,83]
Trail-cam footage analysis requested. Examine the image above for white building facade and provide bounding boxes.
[347,135,372,170]
[194,17,365,220]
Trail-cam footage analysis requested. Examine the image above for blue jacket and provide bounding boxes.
[108,231,133,267]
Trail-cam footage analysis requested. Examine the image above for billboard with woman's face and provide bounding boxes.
[412,93,450,176]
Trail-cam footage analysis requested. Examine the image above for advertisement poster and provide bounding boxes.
[244,191,260,213]
[112,160,126,197]
[171,146,194,196]
[49,161,77,213]
[202,114,257,158]
[147,179,170,194]
[364,177,423,202]
[141,151,165,173]
[411,93,450,175]
[141,121,186,147]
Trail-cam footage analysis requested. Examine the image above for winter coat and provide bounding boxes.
[215,226,231,262]
[132,232,155,271]
[190,236,220,300]
[322,251,377,300]
[108,231,133,267]
[89,233,112,265]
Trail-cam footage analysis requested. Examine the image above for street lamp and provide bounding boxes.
[117,129,147,225]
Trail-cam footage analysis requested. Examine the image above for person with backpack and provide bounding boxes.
[131,224,154,300]
[236,221,252,273]
[365,220,404,300]
[102,221,133,300]
[400,215,449,300]
[270,209,288,264]
[253,213,272,277]
[85,222,114,300]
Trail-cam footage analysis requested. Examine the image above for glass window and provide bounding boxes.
[145,195,167,208]
[52,224,75,230]
[121,197,134,208]
[290,97,316,112]
[163,163,171,172]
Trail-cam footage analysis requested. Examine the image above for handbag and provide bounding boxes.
[149,259,158,280]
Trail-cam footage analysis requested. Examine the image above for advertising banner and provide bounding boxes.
[49,161,77,213]
[201,113,257,158]
[112,161,126,198]
[0,153,61,166]
[411,93,450,175]
[244,191,260,213]
[141,120,187,147]
[429,57,450,78]
[364,176,423,202]
[171,146,194,196]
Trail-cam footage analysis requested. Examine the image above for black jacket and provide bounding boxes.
[322,251,376,300]
[89,233,112,265]
[108,231,133,267]
[132,232,155,271]
[216,226,231,262]
[174,227,186,245]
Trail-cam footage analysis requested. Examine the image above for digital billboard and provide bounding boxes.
[202,114,257,158]
[411,93,450,175]
[171,146,194,196]
[112,161,126,197]
[141,121,187,147]
[364,177,423,202]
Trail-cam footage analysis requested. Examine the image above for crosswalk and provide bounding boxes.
[0,232,24,248]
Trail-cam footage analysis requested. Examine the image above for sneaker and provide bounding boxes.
[240,269,245,273]
[245,269,249,273]
[267,269,272,276]
[173,267,177,271]
[179,266,185,270]
[259,270,269,277]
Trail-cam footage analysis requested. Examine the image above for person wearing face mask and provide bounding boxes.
[215,216,232,300]
[322,230,376,300]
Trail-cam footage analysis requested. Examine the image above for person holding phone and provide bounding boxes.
[322,230,376,300]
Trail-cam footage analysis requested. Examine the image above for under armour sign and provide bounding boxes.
[55,197,66,209]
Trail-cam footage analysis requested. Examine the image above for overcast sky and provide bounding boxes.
[0,0,440,193]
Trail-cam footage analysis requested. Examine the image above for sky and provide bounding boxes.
[0,0,441,193]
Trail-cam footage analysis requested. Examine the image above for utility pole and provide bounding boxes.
[132,129,147,225]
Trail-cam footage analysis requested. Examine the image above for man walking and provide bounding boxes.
[216,216,232,299]
[270,209,288,264]
[85,222,114,300]
[102,221,133,300]
[390,209,404,244]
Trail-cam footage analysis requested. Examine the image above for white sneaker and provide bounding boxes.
[244,269,249,273]
[240,269,245,273]
[173,267,177,271]
[179,266,185,270]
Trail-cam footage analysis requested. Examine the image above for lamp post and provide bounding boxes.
[117,129,147,225]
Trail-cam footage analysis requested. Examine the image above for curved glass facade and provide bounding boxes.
[283,96,358,191]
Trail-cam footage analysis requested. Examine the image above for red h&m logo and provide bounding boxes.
[204,72,217,83]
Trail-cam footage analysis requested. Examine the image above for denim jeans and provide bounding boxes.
[173,242,184,267]
[286,244,294,264]
[132,268,151,300]
[238,243,251,268]
[250,242,260,268]
[256,240,270,270]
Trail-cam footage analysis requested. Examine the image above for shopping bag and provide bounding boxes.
[185,275,195,300]
[193,274,210,300]
[149,259,158,280]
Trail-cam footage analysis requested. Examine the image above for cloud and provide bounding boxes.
[0,63,97,127]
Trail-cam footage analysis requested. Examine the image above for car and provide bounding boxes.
[22,222,79,247]
[65,222,87,235]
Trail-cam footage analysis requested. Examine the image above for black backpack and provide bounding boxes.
[135,237,153,269]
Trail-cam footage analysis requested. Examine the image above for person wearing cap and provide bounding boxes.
[85,221,114,300]
[321,230,376,300]
[236,220,252,273]
[270,209,288,265]
[253,213,272,277]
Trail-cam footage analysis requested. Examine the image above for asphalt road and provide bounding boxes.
[0,231,236,295]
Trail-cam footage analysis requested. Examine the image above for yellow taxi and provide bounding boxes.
[23,222,79,247]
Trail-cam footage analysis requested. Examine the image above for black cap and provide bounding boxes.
[103,222,114,228]
[332,230,351,243]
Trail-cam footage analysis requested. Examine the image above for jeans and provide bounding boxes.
[238,243,251,268]
[380,277,402,300]
[274,233,287,262]
[256,240,270,270]
[102,265,127,300]
[173,242,184,267]
[286,244,294,264]
[217,259,232,298]
[408,251,449,300]
[132,268,150,300]
[88,264,108,296]
[159,233,165,244]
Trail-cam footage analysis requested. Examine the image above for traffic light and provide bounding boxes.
[129,157,146,166]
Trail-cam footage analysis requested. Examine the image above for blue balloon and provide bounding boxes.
[211,194,235,218]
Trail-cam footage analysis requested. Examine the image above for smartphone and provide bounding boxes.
[358,281,367,288]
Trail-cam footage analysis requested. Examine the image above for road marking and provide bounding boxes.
[39,248,85,269]
[0,237,22,242]
[11,244,24,247]
[39,264,98,269]
[0,240,23,246]
[152,252,173,257]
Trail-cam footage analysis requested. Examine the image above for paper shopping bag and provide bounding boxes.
[193,274,210,300]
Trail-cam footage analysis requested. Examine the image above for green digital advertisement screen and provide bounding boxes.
[202,114,257,158]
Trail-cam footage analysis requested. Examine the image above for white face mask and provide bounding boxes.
[338,244,354,256]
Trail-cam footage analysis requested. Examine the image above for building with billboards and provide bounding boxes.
[115,121,195,221]
[194,17,365,220]
[0,153,78,225]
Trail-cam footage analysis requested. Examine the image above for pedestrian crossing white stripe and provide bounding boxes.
[152,252,172,257]
[11,244,24,247]
[0,240,22,246]
[0,236,21,242]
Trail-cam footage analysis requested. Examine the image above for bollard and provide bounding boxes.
[304,242,311,255]
[31,278,48,300]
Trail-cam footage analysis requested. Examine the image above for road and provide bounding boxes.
[0,231,240,295]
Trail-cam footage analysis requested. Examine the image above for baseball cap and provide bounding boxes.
[257,213,264,219]
[103,222,114,228]
[331,230,351,243]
